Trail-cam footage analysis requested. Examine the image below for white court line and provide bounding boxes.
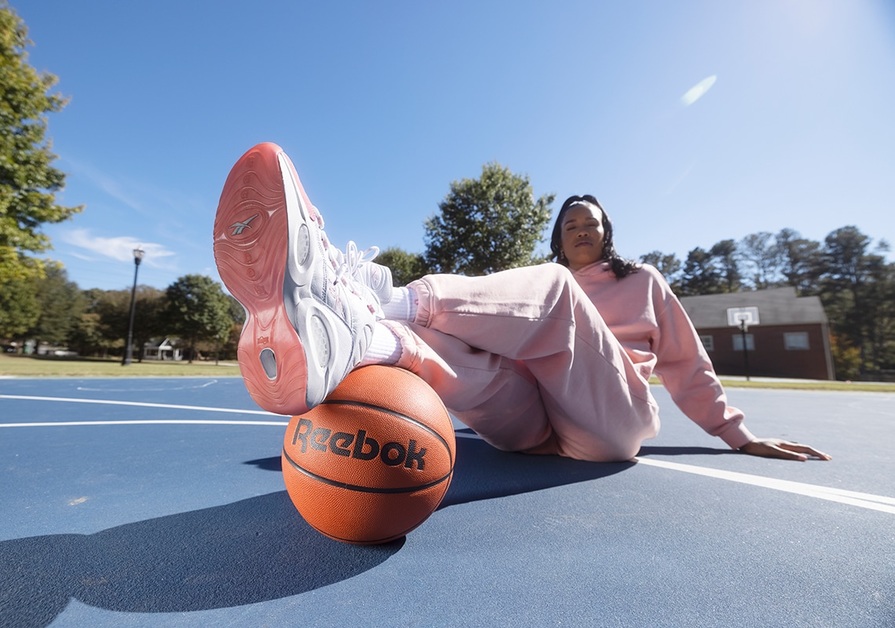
[0,419,289,428]
[3,395,892,515]
[636,458,895,515]
[462,430,895,516]
[0,394,284,417]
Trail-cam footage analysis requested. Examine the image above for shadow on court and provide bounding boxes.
[637,445,736,457]
[0,437,635,627]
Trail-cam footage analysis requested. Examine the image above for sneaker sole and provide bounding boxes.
[213,143,327,415]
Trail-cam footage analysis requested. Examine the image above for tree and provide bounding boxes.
[69,311,104,357]
[776,228,822,295]
[86,288,132,356]
[165,274,233,362]
[424,163,554,275]
[27,262,85,347]
[640,250,682,293]
[819,226,888,375]
[829,333,861,381]
[0,257,39,339]
[0,5,82,310]
[709,239,743,293]
[376,246,428,286]
[861,250,895,372]
[678,247,725,296]
[738,231,781,290]
[131,286,167,362]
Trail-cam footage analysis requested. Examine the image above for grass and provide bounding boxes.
[0,353,241,378]
[2,353,893,392]
[716,378,895,393]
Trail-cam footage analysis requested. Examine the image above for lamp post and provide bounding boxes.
[122,247,145,366]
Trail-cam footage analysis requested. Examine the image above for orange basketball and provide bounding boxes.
[281,365,456,544]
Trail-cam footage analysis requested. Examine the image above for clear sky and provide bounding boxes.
[12,0,895,291]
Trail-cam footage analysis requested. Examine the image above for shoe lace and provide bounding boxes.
[333,240,380,286]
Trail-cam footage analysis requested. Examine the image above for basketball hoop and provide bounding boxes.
[727,306,760,330]
[726,307,759,381]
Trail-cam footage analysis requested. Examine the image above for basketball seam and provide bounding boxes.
[282,448,453,494]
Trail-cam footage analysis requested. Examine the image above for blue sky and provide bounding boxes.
[13,0,895,291]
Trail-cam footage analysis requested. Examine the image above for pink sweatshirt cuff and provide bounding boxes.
[719,422,757,450]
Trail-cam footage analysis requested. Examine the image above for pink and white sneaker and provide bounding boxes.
[213,142,383,415]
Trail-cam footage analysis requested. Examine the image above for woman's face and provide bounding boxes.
[560,202,606,270]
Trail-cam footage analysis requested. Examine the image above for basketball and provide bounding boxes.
[281,365,456,544]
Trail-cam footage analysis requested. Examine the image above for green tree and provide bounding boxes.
[709,239,743,293]
[776,228,822,295]
[424,163,554,275]
[69,311,104,357]
[819,226,889,376]
[640,250,682,293]
[86,288,131,356]
[28,262,85,347]
[376,246,427,286]
[0,4,82,336]
[165,274,233,363]
[0,256,39,338]
[829,333,861,381]
[861,250,895,372]
[678,247,725,296]
[131,286,167,362]
[737,231,781,290]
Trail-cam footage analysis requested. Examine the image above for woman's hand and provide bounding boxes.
[739,438,832,462]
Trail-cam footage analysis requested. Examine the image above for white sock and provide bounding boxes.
[359,323,402,366]
[381,286,418,321]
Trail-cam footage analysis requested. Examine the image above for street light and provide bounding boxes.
[122,247,145,366]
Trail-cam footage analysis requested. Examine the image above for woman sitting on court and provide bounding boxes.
[213,143,830,463]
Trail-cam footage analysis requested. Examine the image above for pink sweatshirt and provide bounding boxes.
[572,261,756,449]
[392,261,754,460]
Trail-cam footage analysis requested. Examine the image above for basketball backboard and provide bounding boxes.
[727,306,760,329]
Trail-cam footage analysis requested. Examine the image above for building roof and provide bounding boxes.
[143,337,175,349]
[679,287,828,328]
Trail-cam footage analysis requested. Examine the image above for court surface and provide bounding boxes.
[1,376,893,627]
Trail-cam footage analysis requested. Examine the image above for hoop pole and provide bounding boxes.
[740,320,750,381]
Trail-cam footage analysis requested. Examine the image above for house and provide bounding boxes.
[679,287,834,380]
[142,338,183,361]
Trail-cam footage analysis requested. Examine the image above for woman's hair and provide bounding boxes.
[549,194,639,279]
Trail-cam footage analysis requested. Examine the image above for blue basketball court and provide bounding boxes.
[1,376,893,627]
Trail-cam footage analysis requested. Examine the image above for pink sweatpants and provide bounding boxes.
[384,264,660,462]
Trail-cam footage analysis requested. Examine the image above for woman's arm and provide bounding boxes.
[647,268,830,461]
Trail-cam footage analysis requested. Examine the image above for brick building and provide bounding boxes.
[679,287,834,380]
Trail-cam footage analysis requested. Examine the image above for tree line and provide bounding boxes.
[3,264,241,363]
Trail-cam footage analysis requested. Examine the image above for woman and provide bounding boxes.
[214,143,829,463]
